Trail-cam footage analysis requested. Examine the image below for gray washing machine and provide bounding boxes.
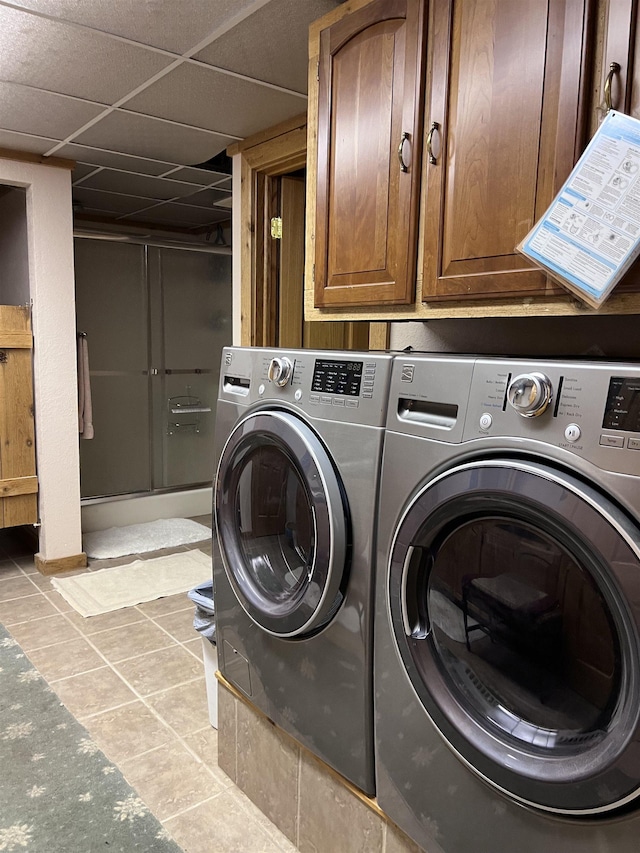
[213,346,393,795]
[375,354,640,851]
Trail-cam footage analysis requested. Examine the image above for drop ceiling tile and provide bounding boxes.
[125,203,229,226]
[8,0,260,54]
[72,187,155,215]
[73,111,234,165]
[79,170,203,200]
[72,163,101,183]
[195,0,340,93]
[163,167,227,186]
[124,62,306,138]
[0,129,58,155]
[177,188,232,209]
[0,5,173,103]
[211,177,232,191]
[0,81,105,139]
[54,144,178,176]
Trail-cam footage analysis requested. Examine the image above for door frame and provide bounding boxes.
[227,113,389,349]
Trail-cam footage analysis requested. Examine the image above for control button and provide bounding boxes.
[258,383,265,396]
[332,397,345,407]
[365,363,376,370]
[346,399,359,408]
[309,394,320,404]
[628,438,640,450]
[564,423,581,443]
[363,392,373,398]
[363,381,374,389]
[600,434,624,447]
[479,413,493,431]
[294,389,302,401]
[321,395,332,405]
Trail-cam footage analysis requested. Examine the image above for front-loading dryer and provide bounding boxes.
[213,346,393,796]
[375,354,640,851]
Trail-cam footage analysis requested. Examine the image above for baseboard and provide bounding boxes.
[35,552,88,576]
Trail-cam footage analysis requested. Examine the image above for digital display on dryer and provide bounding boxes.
[312,359,363,396]
[603,376,640,432]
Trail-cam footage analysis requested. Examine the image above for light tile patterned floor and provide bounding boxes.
[0,517,298,853]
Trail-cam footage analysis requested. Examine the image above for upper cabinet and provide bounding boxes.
[312,0,426,307]
[421,0,590,302]
[306,0,640,319]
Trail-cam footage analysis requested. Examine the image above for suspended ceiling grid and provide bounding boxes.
[0,0,342,234]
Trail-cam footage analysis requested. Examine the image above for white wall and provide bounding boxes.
[0,157,82,563]
[390,315,640,359]
[0,188,29,305]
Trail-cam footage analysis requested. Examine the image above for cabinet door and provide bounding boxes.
[313,0,425,308]
[422,0,591,302]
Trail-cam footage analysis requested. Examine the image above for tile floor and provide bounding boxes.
[0,517,298,853]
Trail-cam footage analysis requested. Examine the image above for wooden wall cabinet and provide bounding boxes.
[306,0,640,321]
[312,0,426,308]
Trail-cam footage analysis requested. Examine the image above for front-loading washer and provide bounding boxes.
[375,354,640,851]
[213,346,393,796]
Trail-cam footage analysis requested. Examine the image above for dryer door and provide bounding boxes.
[215,410,348,638]
[388,458,640,815]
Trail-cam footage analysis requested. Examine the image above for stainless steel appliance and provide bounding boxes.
[213,346,393,795]
[375,354,640,851]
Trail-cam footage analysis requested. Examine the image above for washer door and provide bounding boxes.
[389,458,640,814]
[215,410,348,638]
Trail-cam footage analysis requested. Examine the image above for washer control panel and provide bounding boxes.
[389,355,640,476]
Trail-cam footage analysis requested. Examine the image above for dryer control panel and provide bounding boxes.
[219,346,393,427]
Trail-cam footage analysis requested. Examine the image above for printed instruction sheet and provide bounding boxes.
[519,110,640,308]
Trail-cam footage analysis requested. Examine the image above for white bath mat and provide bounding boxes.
[83,517,211,559]
[51,549,212,617]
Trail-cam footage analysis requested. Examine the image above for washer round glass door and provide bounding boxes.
[215,410,348,638]
[389,458,640,814]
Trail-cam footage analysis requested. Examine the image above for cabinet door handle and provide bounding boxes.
[426,121,440,165]
[603,62,621,113]
[397,131,410,173]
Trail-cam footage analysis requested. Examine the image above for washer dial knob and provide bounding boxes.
[507,372,553,418]
[267,356,293,387]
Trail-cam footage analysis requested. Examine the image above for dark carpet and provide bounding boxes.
[0,622,184,852]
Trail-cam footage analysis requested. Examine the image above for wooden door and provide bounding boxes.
[313,0,426,308]
[421,0,591,302]
[0,305,38,528]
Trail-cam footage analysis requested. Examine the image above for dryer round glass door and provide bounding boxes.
[215,409,348,638]
[388,458,640,815]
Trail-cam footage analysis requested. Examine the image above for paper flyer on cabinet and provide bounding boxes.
[519,110,640,308]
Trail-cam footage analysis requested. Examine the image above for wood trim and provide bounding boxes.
[227,113,307,157]
[0,148,75,170]
[0,476,37,498]
[34,552,88,576]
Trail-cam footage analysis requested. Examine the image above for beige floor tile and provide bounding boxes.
[114,644,203,696]
[0,575,38,600]
[146,677,210,735]
[25,636,105,680]
[182,638,204,660]
[0,594,59,625]
[0,559,26,579]
[163,790,287,853]
[82,700,174,764]
[7,614,82,651]
[183,726,220,770]
[88,620,176,663]
[64,607,146,635]
[44,590,77,613]
[50,665,137,718]
[152,608,198,643]
[120,740,224,821]
[136,593,193,618]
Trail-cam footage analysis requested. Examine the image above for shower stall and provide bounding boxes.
[74,234,232,509]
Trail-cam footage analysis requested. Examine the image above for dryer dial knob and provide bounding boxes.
[268,356,293,387]
[507,372,552,418]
